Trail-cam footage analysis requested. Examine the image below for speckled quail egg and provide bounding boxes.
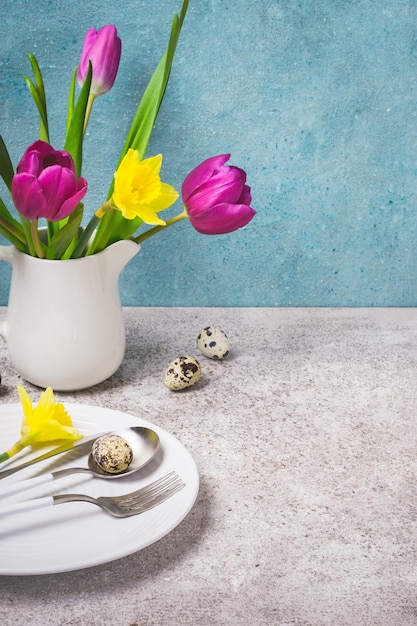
[164,355,202,391]
[92,434,133,474]
[197,326,231,360]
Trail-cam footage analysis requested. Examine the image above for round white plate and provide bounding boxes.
[0,403,199,575]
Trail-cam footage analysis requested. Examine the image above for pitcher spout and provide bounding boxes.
[99,239,140,282]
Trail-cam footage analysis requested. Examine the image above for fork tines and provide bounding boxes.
[107,471,185,514]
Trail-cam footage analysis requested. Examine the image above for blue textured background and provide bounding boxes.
[0,0,416,306]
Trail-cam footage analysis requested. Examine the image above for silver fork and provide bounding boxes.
[0,471,185,518]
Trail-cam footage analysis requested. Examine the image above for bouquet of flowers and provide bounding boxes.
[0,0,255,261]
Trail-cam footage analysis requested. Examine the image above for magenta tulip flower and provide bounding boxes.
[11,140,88,222]
[181,154,256,235]
[77,25,121,96]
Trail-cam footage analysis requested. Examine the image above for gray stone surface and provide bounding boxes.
[0,307,417,625]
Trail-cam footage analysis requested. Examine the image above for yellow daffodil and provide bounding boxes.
[96,149,179,224]
[0,386,82,463]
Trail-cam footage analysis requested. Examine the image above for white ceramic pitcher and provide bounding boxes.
[0,239,139,390]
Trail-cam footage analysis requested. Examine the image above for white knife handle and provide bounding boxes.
[0,495,54,516]
[0,473,54,498]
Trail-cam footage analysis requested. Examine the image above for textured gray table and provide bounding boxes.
[1,307,417,626]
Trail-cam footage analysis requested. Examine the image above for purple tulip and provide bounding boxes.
[77,25,121,96]
[11,140,88,222]
[182,154,256,235]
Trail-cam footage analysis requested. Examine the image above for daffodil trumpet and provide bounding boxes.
[0,387,82,464]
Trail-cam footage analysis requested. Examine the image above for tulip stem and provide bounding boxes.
[133,209,188,244]
[83,93,96,135]
[31,219,45,259]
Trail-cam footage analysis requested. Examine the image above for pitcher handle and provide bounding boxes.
[0,244,15,340]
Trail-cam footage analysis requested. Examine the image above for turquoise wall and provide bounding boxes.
[0,0,416,306]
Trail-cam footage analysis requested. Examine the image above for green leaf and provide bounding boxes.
[0,198,27,250]
[24,77,49,142]
[108,215,143,245]
[89,0,188,255]
[28,54,47,108]
[0,135,15,191]
[66,68,78,137]
[46,204,83,259]
[0,196,24,238]
[25,54,49,142]
[0,222,26,251]
[87,208,120,254]
[70,215,99,258]
[64,63,92,177]
[114,0,188,176]
[19,216,36,256]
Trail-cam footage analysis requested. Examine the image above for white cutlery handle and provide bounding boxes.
[0,495,54,516]
[0,473,54,498]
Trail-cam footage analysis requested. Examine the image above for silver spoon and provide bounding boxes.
[0,426,160,498]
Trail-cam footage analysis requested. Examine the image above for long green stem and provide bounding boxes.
[0,438,26,464]
[83,93,96,135]
[133,209,188,244]
[20,217,36,256]
[31,219,45,258]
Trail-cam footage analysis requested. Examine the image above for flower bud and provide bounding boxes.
[77,24,121,96]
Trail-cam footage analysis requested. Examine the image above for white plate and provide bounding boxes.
[0,403,199,575]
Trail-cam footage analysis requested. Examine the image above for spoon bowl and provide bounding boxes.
[87,426,160,478]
